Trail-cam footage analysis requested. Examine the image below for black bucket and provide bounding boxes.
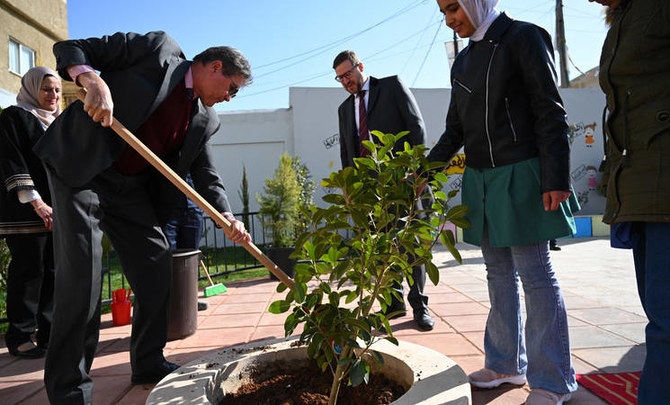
[167,249,201,341]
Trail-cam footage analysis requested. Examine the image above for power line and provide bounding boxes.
[401,6,439,76]
[253,0,424,79]
[412,20,442,87]
[241,21,443,98]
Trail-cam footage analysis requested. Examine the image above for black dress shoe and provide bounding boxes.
[131,360,179,384]
[414,309,435,331]
[8,341,46,359]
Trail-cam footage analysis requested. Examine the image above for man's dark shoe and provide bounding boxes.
[131,360,179,384]
[197,300,209,311]
[8,340,46,359]
[414,309,435,331]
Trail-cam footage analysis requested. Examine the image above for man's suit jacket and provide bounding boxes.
[34,31,231,217]
[337,75,426,168]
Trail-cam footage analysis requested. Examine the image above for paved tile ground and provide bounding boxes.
[0,236,644,404]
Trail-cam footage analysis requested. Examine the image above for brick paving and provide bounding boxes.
[0,236,643,404]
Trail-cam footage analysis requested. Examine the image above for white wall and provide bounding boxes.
[210,108,293,213]
[215,86,606,216]
[0,88,16,108]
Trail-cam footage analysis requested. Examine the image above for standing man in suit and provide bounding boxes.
[333,50,434,331]
[34,31,252,405]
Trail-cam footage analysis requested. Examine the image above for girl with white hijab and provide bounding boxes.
[0,66,61,358]
[430,1,578,404]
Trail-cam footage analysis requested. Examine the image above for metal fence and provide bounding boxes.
[99,211,267,305]
[1,212,269,325]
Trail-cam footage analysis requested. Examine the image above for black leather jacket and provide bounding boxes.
[428,12,570,192]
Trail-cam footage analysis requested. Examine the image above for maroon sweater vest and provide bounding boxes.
[113,80,194,174]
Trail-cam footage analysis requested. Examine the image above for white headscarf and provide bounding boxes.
[16,66,61,127]
[458,0,501,42]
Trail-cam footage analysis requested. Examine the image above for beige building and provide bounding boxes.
[0,0,68,107]
[570,66,600,89]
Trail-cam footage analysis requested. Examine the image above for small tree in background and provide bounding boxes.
[238,166,250,231]
[257,154,301,248]
[292,156,315,237]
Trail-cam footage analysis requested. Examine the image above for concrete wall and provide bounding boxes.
[216,86,607,216]
[0,0,68,106]
[210,108,294,213]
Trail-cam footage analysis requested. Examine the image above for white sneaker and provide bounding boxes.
[468,368,527,389]
[526,388,572,405]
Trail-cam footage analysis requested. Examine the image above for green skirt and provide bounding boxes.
[461,157,580,247]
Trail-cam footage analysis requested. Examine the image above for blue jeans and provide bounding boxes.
[631,222,670,405]
[480,228,576,394]
[162,207,204,251]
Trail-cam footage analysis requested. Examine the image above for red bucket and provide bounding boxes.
[111,288,132,326]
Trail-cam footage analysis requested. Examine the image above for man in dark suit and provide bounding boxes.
[34,31,251,404]
[333,50,434,331]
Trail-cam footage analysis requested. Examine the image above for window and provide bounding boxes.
[9,38,35,76]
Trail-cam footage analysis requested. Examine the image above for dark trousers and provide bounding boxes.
[44,168,173,405]
[389,262,428,313]
[632,222,670,405]
[4,233,54,348]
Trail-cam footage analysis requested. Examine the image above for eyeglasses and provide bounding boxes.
[228,78,240,99]
[335,63,360,82]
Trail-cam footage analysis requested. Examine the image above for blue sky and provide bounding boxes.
[66,0,610,112]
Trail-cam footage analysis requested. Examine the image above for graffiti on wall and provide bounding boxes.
[568,120,606,214]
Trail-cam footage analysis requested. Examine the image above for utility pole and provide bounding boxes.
[555,0,570,87]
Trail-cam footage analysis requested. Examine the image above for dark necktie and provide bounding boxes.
[358,90,370,157]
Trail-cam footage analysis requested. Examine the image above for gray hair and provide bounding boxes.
[194,46,252,85]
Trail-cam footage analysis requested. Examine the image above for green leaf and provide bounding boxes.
[322,193,345,205]
[384,336,399,345]
[349,359,370,387]
[268,300,291,314]
[446,204,469,220]
[344,318,370,331]
[426,261,439,285]
[293,283,307,303]
[440,229,456,246]
[434,190,447,201]
[450,217,470,229]
[447,242,463,264]
[433,172,448,183]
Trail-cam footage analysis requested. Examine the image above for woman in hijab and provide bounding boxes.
[428,1,579,403]
[0,66,61,358]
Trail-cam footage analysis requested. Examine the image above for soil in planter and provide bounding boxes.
[218,359,406,405]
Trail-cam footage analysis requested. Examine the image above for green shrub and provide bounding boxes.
[270,131,468,404]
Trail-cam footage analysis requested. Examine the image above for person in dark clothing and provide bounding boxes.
[33,31,252,404]
[427,1,579,403]
[589,1,670,403]
[0,66,60,359]
[333,50,435,331]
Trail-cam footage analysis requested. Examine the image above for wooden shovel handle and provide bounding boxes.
[76,89,294,289]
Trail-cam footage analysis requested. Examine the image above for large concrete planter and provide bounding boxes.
[147,338,471,404]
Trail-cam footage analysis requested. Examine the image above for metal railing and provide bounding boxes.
[99,211,266,305]
[1,212,269,324]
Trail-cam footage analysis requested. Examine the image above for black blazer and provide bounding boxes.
[34,31,231,215]
[0,107,52,235]
[337,75,426,168]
